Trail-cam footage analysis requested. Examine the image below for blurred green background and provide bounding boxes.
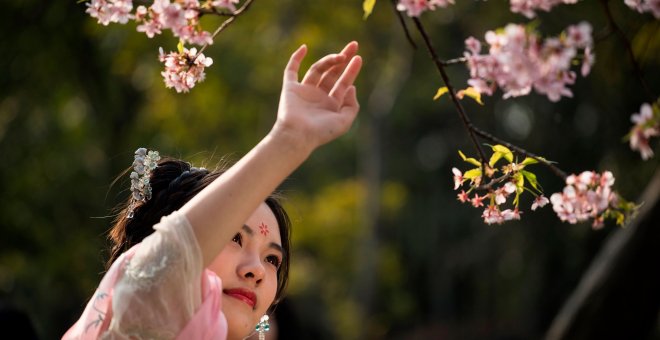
[1,0,659,339]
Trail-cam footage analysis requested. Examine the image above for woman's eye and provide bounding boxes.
[266,255,281,269]
[232,233,242,246]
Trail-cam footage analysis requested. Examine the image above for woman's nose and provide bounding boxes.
[237,252,265,284]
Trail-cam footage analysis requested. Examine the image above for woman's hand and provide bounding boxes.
[183,42,362,266]
[272,41,363,153]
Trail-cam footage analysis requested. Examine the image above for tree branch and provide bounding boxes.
[474,172,514,191]
[471,127,568,180]
[389,0,417,49]
[409,16,489,171]
[195,0,255,59]
[439,56,467,66]
[396,9,568,181]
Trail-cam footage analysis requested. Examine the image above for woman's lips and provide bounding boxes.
[223,288,257,308]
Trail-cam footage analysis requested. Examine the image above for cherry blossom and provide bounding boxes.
[212,0,240,11]
[457,190,469,203]
[624,0,660,19]
[452,145,548,225]
[158,47,213,93]
[134,6,160,37]
[395,0,581,18]
[133,0,214,46]
[628,102,659,160]
[85,0,246,92]
[531,195,549,210]
[549,171,620,228]
[509,0,578,18]
[463,22,594,102]
[452,167,464,189]
[471,194,486,208]
[501,208,522,221]
[482,205,504,225]
[396,0,454,17]
[86,0,134,26]
[494,182,516,205]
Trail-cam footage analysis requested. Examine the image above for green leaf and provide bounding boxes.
[520,157,538,166]
[514,172,525,190]
[489,144,514,167]
[458,150,482,167]
[611,211,625,226]
[177,40,185,54]
[457,87,484,105]
[488,152,502,168]
[363,0,377,19]
[492,145,513,162]
[464,168,482,180]
[521,170,540,192]
[433,86,449,100]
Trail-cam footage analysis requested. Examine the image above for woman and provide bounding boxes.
[64,41,362,339]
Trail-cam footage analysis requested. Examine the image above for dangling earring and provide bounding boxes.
[255,315,270,340]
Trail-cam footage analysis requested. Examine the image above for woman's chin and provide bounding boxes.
[223,302,258,339]
[226,324,253,340]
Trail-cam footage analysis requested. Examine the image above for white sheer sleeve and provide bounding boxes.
[104,211,203,339]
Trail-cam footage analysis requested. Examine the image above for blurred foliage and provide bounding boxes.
[1,0,659,339]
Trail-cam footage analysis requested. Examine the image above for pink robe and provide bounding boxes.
[63,212,228,339]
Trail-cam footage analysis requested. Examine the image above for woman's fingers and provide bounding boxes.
[340,86,359,115]
[329,56,363,102]
[284,45,308,83]
[318,42,359,91]
[317,64,346,92]
[301,54,345,86]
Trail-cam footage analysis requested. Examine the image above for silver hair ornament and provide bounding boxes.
[127,147,160,218]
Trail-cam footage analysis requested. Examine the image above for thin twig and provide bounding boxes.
[197,7,235,17]
[474,173,514,191]
[389,0,417,49]
[599,0,655,102]
[471,126,568,180]
[195,0,255,59]
[390,3,568,181]
[439,56,467,66]
[409,16,489,173]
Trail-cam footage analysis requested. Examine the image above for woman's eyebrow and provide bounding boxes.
[269,242,284,255]
[241,224,254,235]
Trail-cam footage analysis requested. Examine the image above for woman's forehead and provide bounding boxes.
[246,203,282,243]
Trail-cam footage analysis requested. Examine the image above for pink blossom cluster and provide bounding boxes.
[509,0,577,18]
[624,0,660,18]
[628,102,659,160]
[396,0,454,17]
[86,0,239,45]
[453,167,550,225]
[463,22,594,102]
[86,0,134,25]
[136,0,208,45]
[550,171,617,229]
[86,0,239,92]
[159,47,213,93]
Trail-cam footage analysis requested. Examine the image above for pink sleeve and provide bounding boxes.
[63,211,227,339]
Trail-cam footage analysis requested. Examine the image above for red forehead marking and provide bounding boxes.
[259,222,269,236]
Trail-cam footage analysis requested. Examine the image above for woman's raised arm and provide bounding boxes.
[179,42,363,266]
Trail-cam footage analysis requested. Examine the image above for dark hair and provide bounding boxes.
[107,157,291,304]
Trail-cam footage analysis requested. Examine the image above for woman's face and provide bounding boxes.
[208,202,283,340]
